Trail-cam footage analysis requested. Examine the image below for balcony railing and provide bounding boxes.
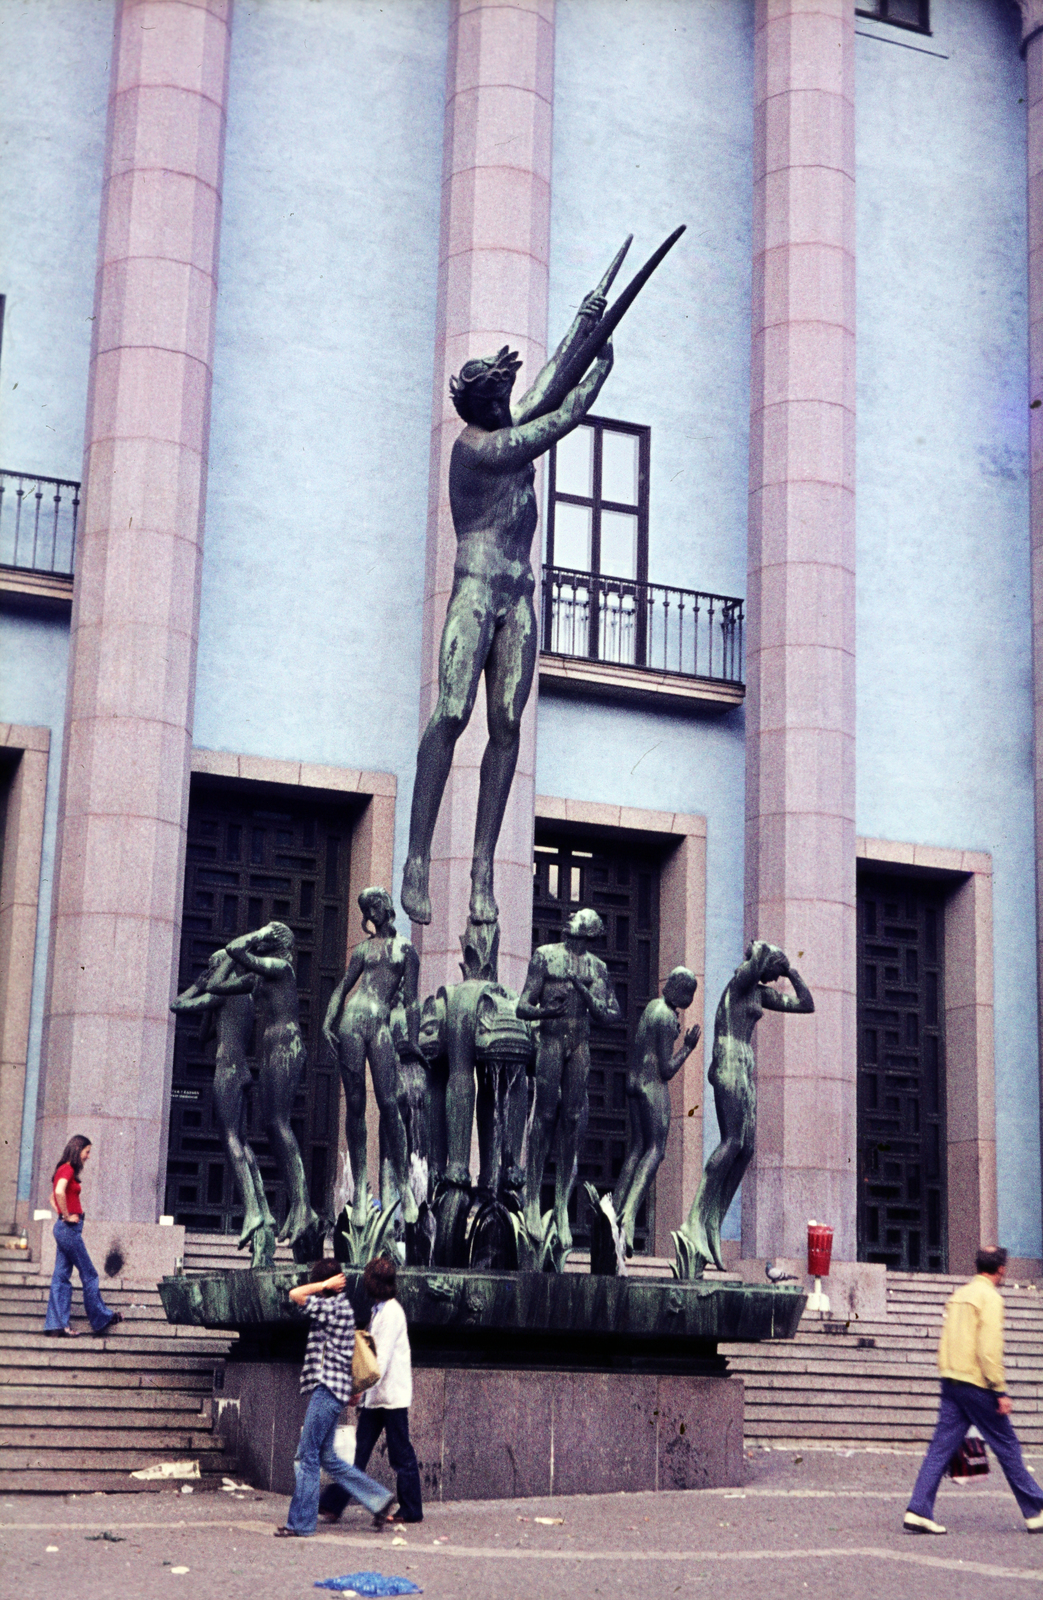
[541,566,744,685]
[0,470,80,578]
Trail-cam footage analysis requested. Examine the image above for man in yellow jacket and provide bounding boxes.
[904,1246,1043,1534]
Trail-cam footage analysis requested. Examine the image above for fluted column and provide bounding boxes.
[743,0,857,1260]
[1017,0,1043,1256]
[34,0,232,1220]
[414,0,553,995]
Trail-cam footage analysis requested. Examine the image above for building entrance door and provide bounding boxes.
[857,872,947,1272]
[164,781,353,1234]
[531,829,660,1252]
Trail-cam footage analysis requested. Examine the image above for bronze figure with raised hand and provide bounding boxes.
[681,941,813,1273]
[517,908,622,1252]
[170,949,277,1266]
[219,921,323,1259]
[400,288,614,934]
[612,967,701,1254]
[323,888,422,1229]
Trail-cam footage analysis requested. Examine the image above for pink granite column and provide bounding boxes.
[743,0,857,1261]
[414,0,553,995]
[34,0,231,1221]
[1017,1,1043,1245]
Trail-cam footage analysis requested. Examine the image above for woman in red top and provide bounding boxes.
[43,1135,122,1337]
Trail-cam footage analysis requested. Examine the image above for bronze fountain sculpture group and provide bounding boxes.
[172,231,814,1279]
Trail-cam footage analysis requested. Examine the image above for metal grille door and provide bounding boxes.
[531,831,660,1251]
[165,783,353,1233]
[857,873,947,1272]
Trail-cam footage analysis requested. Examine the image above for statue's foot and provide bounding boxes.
[468,878,498,926]
[351,1197,370,1229]
[401,1188,419,1226]
[706,1225,727,1273]
[554,1213,573,1254]
[238,1211,264,1250]
[285,1204,322,1247]
[249,1224,278,1270]
[681,1219,713,1262]
[401,858,431,926]
[523,1206,542,1240]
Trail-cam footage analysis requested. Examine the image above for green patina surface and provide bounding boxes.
[158,1266,804,1344]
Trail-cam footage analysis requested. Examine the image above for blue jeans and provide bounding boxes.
[908,1378,1043,1520]
[285,1384,393,1535]
[44,1219,117,1332]
[321,1406,424,1524]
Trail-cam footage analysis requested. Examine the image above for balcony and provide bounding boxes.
[539,565,745,713]
[0,470,79,611]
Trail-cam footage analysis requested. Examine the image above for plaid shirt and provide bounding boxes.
[298,1292,356,1406]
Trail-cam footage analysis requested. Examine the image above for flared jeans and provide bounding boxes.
[44,1218,117,1332]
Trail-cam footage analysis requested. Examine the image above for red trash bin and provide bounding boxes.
[807,1223,833,1279]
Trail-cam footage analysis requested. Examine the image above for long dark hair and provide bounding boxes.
[52,1134,92,1182]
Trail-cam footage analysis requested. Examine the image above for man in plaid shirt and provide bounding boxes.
[275,1260,393,1537]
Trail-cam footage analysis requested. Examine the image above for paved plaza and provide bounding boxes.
[2,1446,1042,1600]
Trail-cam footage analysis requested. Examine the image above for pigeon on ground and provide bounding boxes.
[765,1261,797,1283]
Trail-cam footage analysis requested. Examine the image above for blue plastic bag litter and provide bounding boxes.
[314,1575,421,1596]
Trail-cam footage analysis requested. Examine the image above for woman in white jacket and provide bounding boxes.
[320,1254,423,1525]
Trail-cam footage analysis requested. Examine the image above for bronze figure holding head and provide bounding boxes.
[680,941,813,1272]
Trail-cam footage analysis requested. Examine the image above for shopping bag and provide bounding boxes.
[949,1430,989,1480]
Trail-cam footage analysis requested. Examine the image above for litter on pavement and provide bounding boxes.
[314,1575,422,1596]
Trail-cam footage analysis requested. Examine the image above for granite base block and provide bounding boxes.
[214,1365,743,1499]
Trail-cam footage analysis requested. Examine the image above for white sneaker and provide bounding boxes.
[1025,1511,1043,1533]
[903,1512,947,1535]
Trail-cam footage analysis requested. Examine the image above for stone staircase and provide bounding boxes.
[0,1239,239,1493]
[722,1270,1043,1449]
[182,1230,296,1273]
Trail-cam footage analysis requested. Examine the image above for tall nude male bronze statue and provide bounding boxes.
[218,921,324,1259]
[323,888,422,1228]
[400,296,614,931]
[612,966,701,1253]
[517,907,622,1251]
[170,950,277,1267]
[681,941,813,1272]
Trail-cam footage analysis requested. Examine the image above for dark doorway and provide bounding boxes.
[165,779,355,1233]
[531,828,660,1252]
[857,872,947,1272]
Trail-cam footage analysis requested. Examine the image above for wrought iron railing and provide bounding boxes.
[541,566,744,684]
[0,469,80,578]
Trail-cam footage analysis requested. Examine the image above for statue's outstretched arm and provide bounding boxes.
[512,292,606,425]
[170,989,219,1015]
[760,965,815,1014]
[466,347,614,475]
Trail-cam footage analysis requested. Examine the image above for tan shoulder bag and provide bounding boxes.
[351,1327,381,1394]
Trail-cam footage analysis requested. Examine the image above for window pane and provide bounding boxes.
[601,429,639,505]
[886,0,923,23]
[599,510,637,579]
[555,425,593,497]
[553,502,592,571]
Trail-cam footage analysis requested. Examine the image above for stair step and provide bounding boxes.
[0,1405,211,1428]
[0,1469,230,1493]
[1,1426,223,1450]
[0,1385,213,1412]
[2,1368,215,1391]
[0,1445,233,1470]
[0,1348,227,1372]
